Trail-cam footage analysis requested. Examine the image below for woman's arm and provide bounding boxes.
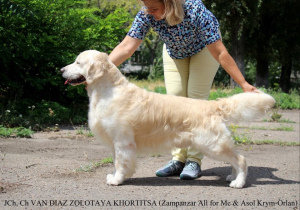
[109,35,143,66]
[206,39,256,92]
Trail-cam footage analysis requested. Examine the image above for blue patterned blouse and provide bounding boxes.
[127,0,220,59]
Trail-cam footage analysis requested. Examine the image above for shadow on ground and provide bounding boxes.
[124,166,300,188]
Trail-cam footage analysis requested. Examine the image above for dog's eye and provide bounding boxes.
[76,61,80,65]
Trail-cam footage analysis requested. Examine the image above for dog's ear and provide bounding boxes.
[86,53,112,84]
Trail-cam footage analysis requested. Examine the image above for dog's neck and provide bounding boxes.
[86,66,129,99]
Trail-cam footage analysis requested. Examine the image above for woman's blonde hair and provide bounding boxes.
[141,0,185,26]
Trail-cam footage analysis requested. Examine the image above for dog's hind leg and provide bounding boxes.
[223,151,247,188]
[217,127,247,188]
[226,166,237,182]
[197,125,247,188]
[106,135,137,185]
[208,145,247,188]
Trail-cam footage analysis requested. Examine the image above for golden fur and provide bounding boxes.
[61,50,276,188]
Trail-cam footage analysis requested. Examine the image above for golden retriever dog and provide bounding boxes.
[61,50,275,188]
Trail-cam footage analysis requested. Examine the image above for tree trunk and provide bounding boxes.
[254,0,275,88]
[230,30,245,88]
[229,11,245,88]
[279,60,292,93]
[255,51,269,88]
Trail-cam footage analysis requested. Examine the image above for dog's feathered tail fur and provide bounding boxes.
[216,91,275,123]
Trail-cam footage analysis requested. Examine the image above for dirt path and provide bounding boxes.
[0,110,299,209]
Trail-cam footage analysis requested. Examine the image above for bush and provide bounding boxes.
[148,58,164,81]
[0,100,87,129]
[208,88,243,100]
[270,89,300,109]
[0,0,132,107]
[154,86,167,94]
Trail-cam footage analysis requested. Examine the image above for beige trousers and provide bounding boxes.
[163,44,220,165]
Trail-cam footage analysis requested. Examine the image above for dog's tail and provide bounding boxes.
[216,90,276,123]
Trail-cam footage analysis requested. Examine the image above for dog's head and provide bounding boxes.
[61,50,112,86]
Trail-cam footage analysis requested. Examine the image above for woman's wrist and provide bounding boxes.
[240,81,257,92]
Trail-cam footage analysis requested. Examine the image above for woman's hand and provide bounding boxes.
[240,81,257,92]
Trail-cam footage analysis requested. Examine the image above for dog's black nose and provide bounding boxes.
[60,68,65,73]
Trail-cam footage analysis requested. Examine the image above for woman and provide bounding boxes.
[109,0,256,180]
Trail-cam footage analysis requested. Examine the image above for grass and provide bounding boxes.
[250,126,268,130]
[270,125,294,131]
[129,79,165,92]
[69,121,94,138]
[0,125,34,138]
[253,140,300,146]
[75,125,94,137]
[230,124,252,145]
[263,118,296,123]
[76,157,113,173]
[230,124,299,146]
[263,109,296,123]
[274,119,296,123]
[250,125,294,131]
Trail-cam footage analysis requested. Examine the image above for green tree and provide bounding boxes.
[0,0,132,108]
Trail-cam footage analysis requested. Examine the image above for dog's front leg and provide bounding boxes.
[106,137,137,186]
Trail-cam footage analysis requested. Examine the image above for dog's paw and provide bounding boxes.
[226,174,235,182]
[229,179,245,189]
[106,174,114,181]
[106,174,122,186]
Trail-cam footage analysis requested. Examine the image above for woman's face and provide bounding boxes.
[143,0,165,20]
